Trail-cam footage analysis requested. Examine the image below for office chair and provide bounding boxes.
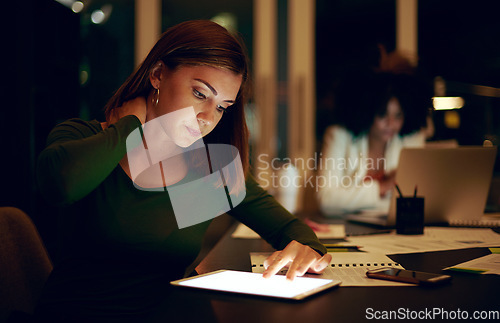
[0,207,53,322]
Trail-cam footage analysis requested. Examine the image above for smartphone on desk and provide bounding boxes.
[366,267,452,286]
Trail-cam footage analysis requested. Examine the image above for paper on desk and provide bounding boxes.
[444,254,500,275]
[232,223,346,239]
[250,252,412,287]
[345,227,500,255]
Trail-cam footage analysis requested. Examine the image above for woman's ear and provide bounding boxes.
[149,61,163,89]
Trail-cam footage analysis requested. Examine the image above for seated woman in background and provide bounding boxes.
[35,20,330,322]
[317,71,432,216]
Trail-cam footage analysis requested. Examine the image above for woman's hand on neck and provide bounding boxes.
[102,96,148,130]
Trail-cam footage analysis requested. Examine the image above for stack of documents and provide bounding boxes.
[445,253,500,275]
[345,227,500,254]
[232,223,346,239]
[250,252,412,287]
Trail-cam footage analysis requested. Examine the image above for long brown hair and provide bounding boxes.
[104,20,251,176]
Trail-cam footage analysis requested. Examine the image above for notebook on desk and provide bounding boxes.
[347,147,498,227]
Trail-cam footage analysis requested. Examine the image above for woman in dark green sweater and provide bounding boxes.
[36,20,330,321]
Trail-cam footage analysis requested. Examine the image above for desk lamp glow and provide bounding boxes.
[433,76,465,111]
[432,97,464,110]
[433,76,500,146]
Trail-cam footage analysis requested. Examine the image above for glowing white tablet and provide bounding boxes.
[170,270,341,300]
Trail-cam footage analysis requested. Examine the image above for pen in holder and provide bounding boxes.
[396,197,424,235]
[395,184,424,235]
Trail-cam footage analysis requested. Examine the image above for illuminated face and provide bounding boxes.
[148,65,242,147]
[369,97,404,143]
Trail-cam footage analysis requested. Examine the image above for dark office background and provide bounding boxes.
[315,0,500,211]
[2,0,80,251]
[316,0,500,146]
[1,0,499,248]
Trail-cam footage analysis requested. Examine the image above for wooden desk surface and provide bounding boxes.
[149,222,500,323]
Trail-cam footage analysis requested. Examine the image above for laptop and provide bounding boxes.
[347,147,498,227]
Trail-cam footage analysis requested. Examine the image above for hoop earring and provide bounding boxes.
[153,87,160,106]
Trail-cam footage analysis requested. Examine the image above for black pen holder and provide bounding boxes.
[396,197,424,235]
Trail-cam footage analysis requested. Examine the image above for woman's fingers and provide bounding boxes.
[309,253,333,274]
[263,251,281,269]
[263,241,331,281]
[263,249,294,278]
[116,97,147,124]
[286,250,316,280]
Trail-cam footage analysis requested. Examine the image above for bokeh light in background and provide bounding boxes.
[211,12,238,32]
